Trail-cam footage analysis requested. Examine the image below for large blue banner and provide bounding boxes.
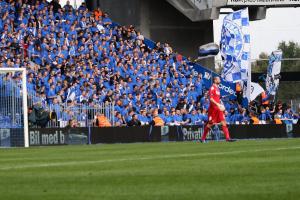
[190,63,236,100]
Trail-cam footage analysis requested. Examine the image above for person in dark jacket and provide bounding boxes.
[127,114,141,126]
[50,0,62,13]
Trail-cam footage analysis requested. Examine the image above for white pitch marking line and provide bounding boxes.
[0,146,300,171]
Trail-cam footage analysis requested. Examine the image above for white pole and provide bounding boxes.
[247,60,251,103]
[247,8,252,104]
[22,68,29,148]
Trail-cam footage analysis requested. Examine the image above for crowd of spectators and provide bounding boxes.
[0,0,299,127]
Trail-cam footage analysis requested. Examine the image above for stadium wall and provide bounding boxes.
[87,0,214,68]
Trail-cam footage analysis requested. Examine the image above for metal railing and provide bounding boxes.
[25,85,115,128]
[46,102,115,128]
[215,59,300,73]
[28,101,115,128]
[291,99,300,113]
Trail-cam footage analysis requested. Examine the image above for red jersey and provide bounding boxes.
[209,84,220,109]
[207,84,225,123]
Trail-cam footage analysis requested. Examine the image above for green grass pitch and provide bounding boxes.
[1,139,300,200]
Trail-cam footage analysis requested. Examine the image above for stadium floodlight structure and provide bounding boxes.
[167,0,300,21]
[0,68,28,148]
[166,0,219,21]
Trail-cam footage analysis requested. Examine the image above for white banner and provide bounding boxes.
[250,82,265,101]
[227,0,300,6]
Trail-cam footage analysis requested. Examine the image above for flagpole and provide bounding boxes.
[247,49,251,103]
[246,7,251,104]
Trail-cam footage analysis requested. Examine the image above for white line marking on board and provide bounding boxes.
[0,146,300,171]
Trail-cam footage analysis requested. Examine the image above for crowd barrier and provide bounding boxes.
[1,125,299,147]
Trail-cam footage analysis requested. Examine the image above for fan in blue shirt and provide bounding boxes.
[282,108,293,125]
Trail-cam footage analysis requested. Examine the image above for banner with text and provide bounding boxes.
[29,128,88,146]
[190,62,237,100]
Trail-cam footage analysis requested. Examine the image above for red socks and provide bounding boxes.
[201,125,210,141]
[202,124,231,141]
[222,125,230,140]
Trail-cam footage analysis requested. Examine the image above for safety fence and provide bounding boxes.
[0,73,24,128]
[0,74,115,129]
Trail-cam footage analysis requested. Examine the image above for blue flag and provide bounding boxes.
[266,50,282,101]
[220,8,251,83]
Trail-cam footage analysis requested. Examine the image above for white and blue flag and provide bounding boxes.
[220,8,251,83]
[266,50,282,100]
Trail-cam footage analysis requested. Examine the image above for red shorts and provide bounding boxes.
[208,107,225,124]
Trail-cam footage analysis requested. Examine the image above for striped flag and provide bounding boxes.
[220,8,251,83]
[266,50,282,101]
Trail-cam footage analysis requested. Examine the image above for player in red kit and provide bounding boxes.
[201,76,235,142]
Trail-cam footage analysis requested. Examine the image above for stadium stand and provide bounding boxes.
[0,0,299,128]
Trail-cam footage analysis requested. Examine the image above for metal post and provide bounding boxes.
[12,82,15,126]
[88,122,91,144]
[112,102,115,126]
[22,69,29,148]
